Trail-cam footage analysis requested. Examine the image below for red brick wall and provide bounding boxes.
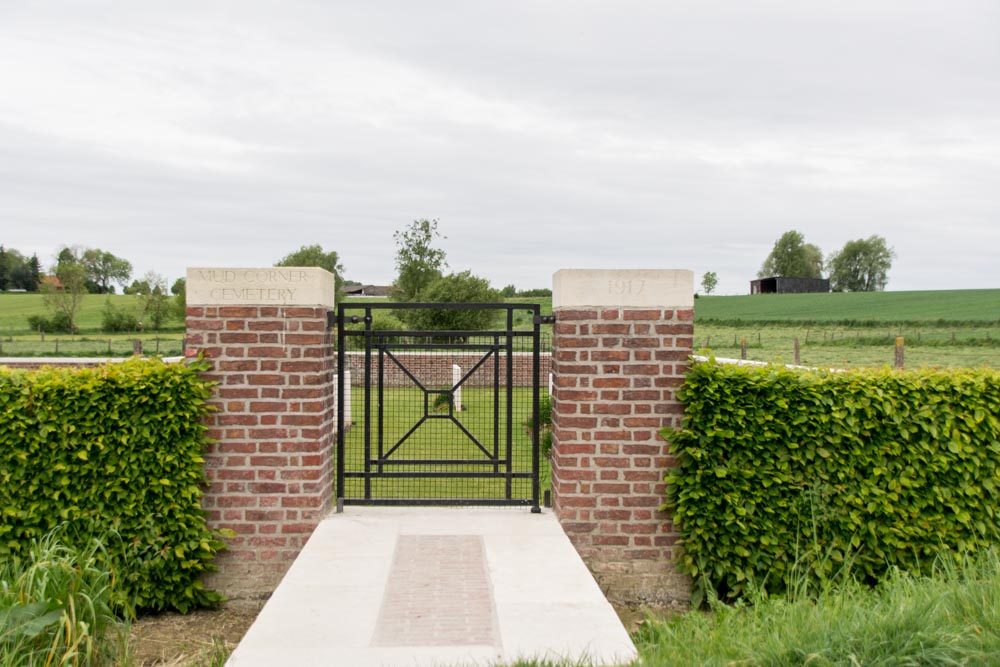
[550,307,693,604]
[186,305,335,600]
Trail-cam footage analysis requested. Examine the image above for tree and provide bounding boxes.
[2,249,41,291]
[500,284,517,298]
[134,271,172,330]
[392,219,447,301]
[827,235,895,292]
[759,231,824,279]
[0,246,9,291]
[25,254,41,291]
[171,277,187,320]
[56,246,79,267]
[82,248,132,294]
[41,261,87,333]
[276,244,345,301]
[402,270,503,332]
[700,271,718,295]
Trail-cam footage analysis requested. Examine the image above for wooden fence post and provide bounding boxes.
[793,337,800,365]
[132,339,143,356]
[894,336,905,369]
[740,338,748,360]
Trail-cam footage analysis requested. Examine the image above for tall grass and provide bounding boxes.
[0,531,133,666]
[635,549,1000,666]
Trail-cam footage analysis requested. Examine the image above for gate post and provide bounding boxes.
[550,269,693,604]
[185,267,336,601]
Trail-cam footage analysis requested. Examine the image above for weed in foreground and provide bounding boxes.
[0,531,133,666]
[634,549,1000,666]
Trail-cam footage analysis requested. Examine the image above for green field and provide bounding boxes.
[0,292,186,333]
[4,290,1000,367]
[0,292,184,357]
[691,290,1000,369]
[695,289,1000,324]
[341,386,546,504]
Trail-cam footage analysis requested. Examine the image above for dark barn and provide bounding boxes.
[750,277,830,294]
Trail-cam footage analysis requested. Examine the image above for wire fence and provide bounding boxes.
[0,337,185,357]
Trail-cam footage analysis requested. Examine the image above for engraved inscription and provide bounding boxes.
[192,268,315,303]
[196,269,311,284]
[608,279,646,296]
[187,266,334,306]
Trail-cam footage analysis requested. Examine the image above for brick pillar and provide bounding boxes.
[550,269,694,605]
[185,267,336,601]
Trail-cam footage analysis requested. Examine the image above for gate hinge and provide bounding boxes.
[328,313,368,328]
[534,315,556,325]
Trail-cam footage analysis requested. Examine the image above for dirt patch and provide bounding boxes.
[129,603,261,666]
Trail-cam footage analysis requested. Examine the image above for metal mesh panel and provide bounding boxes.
[337,303,541,510]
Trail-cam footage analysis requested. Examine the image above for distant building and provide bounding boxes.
[750,277,830,294]
[344,284,394,298]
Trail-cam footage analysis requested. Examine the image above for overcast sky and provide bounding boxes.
[2,1,998,295]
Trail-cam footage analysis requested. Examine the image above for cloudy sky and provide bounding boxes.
[2,1,998,295]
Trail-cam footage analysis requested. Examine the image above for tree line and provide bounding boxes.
[0,246,42,292]
[9,221,551,335]
[758,230,895,292]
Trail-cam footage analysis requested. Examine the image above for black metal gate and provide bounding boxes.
[336,302,543,511]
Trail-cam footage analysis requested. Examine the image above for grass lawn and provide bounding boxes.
[341,385,547,504]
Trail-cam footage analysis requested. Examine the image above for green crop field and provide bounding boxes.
[694,289,1000,324]
[691,289,1000,369]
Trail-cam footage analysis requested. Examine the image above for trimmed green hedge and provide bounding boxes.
[664,361,1000,606]
[0,359,224,612]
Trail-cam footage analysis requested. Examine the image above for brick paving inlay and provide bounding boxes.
[371,535,499,647]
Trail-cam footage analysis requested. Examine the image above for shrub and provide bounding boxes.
[0,358,225,612]
[663,360,1000,606]
[343,312,408,350]
[101,300,139,333]
[397,270,503,332]
[25,312,74,334]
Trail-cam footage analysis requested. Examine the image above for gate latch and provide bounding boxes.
[533,315,556,325]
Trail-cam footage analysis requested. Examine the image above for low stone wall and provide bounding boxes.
[0,357,130,371]
[341,351,552,388]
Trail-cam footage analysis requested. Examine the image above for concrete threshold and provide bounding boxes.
[227,508,637,667]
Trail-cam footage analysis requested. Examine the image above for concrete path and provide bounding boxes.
[227,508,638,667]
